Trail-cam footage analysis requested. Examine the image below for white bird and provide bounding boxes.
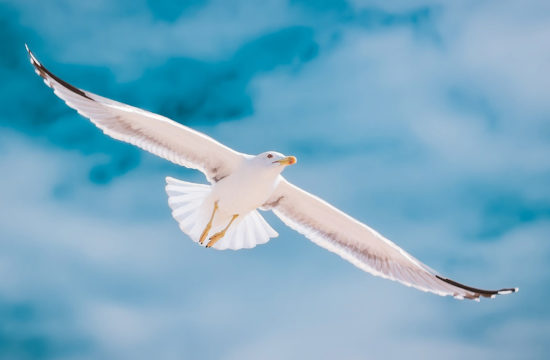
[26,45,518,300]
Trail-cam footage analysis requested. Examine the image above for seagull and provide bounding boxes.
[26,44,518,301]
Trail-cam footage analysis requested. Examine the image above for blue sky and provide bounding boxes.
[1,0,549,359]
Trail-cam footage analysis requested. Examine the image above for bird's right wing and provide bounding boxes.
[265,178,518,300]
[26,45,245,183]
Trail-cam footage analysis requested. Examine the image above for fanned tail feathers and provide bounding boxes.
[165,177,278,250]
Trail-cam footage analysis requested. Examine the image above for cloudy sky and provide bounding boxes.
[1,0,549,359]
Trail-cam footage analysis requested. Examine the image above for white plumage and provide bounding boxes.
[166,176,277,250]
[26,45,518,301]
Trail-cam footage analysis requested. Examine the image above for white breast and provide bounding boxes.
[210,160,281,218]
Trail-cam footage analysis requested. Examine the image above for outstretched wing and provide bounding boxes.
[266,178,518,300]
[26,45,245,183]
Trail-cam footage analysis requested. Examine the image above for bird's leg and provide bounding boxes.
[199,201,219,244]
[206,214,239,248]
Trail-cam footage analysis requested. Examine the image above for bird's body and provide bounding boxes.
[211,155,283,218]
[166,152,291,249]
[26,44,518,300]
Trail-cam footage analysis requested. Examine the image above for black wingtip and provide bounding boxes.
[497,287,519,295]
[436,275,518,299]
[25,43,43,72]
[24,43,94,101]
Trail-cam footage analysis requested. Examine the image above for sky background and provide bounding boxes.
[1,0,549,359]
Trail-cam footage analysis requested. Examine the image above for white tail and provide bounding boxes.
[165,176,211,240]
[165,177,278,250]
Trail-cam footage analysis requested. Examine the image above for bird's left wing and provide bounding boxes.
[26,45,245,183]
[265,178,518,300]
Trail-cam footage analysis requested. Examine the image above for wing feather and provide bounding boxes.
[26,45,245,183]
[267,178,518,300]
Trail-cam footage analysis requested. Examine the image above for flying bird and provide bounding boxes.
[26,44,518,301]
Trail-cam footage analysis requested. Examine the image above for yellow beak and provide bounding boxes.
[275,156,297,166]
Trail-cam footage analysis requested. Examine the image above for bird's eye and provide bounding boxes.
[267,154,273,159]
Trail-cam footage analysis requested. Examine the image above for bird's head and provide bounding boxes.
[253,151,297,172]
